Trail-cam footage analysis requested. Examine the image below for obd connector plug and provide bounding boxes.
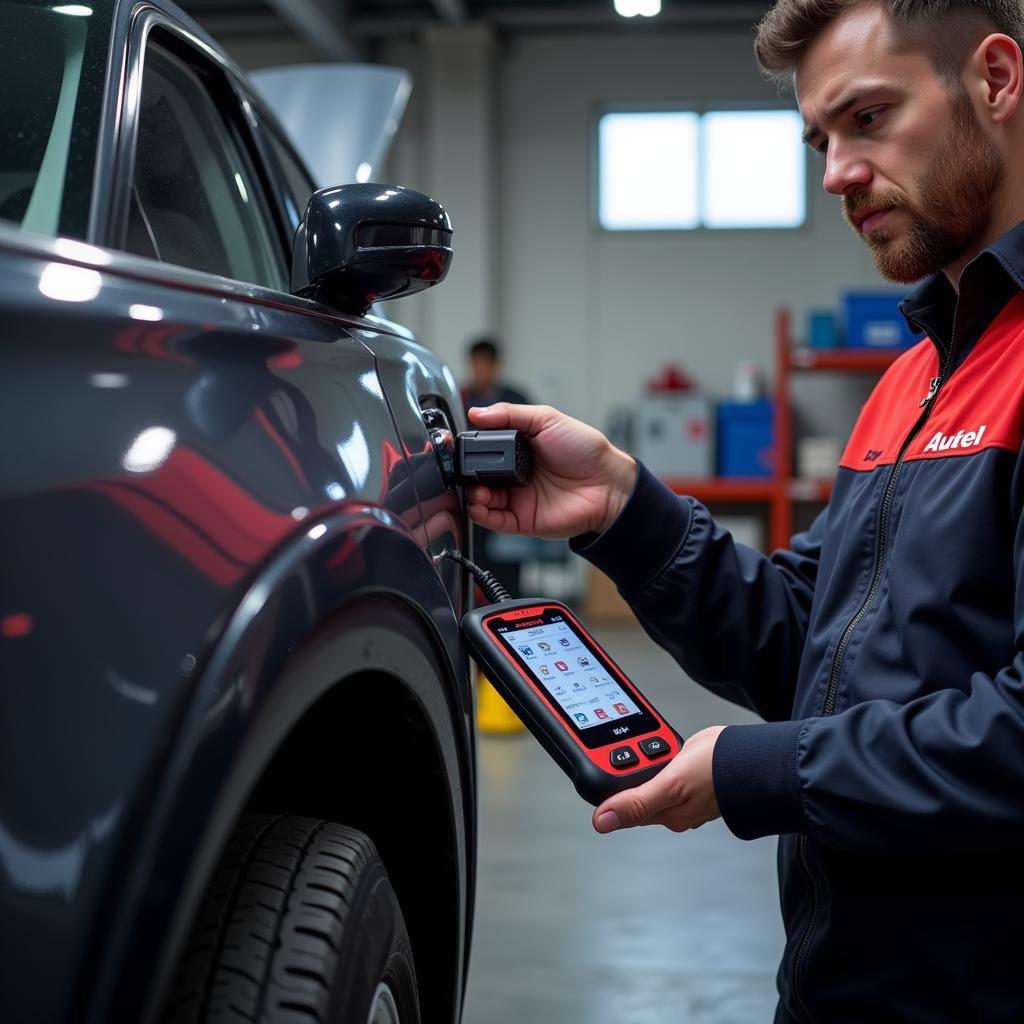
[456,429,532,487]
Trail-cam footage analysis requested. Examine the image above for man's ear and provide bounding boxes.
[966,33,1023,125]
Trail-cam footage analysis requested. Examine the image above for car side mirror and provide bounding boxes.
[291,183,453,315]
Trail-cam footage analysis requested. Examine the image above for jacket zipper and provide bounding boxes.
[790,340,954,1021]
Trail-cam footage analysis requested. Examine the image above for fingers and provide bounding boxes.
[468,504,521,534]
[467,402,559,438]
[467,484,505,508]
[466,486,513,532]
[592,769,687,834]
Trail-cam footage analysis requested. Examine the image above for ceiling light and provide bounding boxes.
[614,0,661,16]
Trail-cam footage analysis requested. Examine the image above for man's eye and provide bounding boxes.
[857,108,885,129]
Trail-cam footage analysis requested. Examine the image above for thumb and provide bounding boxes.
[592,771,680,834]
[467,403,509,427]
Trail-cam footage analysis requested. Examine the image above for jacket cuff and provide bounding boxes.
[569,461,693,592]
[712,721,806,840]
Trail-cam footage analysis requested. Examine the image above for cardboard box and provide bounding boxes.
[797,436,841,479]
[634,394,713,478]
[584,566,635,623]
[716,515,766,553]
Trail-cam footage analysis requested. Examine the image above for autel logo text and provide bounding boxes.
[922,424,987,453]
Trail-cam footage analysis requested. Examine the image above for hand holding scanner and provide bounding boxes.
[462,598,682,805]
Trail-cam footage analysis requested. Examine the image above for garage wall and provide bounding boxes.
[380,26,895,440]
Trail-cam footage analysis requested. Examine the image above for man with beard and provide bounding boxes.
[467,1,1024,1020]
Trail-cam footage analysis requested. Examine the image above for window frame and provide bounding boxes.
[252,110,318,238]
[592,100,813,236]
[106,10,293,289]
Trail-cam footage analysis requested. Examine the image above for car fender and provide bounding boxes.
[78,505,475,1024]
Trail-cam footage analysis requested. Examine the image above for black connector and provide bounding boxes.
[442,549,512,604]
[456,430,532,487]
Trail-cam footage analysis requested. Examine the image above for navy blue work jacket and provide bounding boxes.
[573,221,1024,1023]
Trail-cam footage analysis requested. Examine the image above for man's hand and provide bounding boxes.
[466,403,637,539]
[592,726,726,834]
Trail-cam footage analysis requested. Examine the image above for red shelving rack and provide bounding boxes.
[663,309,902,552]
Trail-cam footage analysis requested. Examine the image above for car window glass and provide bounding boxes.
[127,43,286,290]
[264,127,316,231]
[0,3,90,234]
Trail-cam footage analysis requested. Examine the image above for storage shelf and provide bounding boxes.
[789,348,902,372]
[658,309,892,550]
[787,478,834,502]
[664,479,776,502]
[665,478,835,503]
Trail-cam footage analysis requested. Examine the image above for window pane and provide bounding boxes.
[702,110,805,228]
[128,45,286,290]
[0,4,90,234]
[264,127,316,231]
[598,112,699,230]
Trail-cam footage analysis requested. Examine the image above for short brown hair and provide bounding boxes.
[755,0,1024,83]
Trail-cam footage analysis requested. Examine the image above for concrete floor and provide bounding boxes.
[462,623,785,1024]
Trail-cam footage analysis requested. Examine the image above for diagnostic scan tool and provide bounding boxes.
[462,598,682,805]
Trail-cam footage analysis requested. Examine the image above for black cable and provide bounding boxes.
[442,549,512,604]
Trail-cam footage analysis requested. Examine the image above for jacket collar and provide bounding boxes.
[899,218,1024,367]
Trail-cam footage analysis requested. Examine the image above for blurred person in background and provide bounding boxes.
[461,336,533,598]
[461,336,531,410]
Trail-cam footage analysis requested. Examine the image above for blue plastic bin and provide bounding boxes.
[809,311,837,348]
[717,400,774,478]
[843,292,923,348]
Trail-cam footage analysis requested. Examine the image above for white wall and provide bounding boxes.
[381,26,896,440]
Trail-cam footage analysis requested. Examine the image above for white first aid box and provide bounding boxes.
[634,394,713,479]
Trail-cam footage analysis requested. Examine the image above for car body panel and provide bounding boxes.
[0,0,476,1012]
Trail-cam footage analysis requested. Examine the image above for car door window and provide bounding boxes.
[127,42,286,290]
[0,2,106,239]
[263,126,316,232]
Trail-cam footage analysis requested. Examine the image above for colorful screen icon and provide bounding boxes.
[555,661,569,672]
[614,703,629,715]
[595,708,608,720]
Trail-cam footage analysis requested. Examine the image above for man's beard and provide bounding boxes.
[843,93,1005,283]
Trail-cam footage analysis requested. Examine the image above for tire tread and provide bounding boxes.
[161,815,411,1024]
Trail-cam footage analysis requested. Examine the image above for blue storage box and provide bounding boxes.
[843,292,923,348]
[717,400,774,478]
[809,311,838,348]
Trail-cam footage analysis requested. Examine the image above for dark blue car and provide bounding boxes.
[0,2,476,1022]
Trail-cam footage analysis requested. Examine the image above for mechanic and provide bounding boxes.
[467,2,1024,1020]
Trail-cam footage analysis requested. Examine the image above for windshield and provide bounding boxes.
[0,1,107,238]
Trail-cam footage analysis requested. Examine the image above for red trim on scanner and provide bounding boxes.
[482,604,681,777]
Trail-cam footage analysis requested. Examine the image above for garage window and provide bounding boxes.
[597,109,806,231]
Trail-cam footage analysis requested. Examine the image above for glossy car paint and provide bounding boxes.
[0,2,475,1022]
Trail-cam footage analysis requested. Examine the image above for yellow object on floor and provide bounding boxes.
[476,673,525,733]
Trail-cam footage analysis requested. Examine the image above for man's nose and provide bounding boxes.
[822,143,872,196]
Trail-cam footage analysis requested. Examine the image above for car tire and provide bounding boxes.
[161,813,420,1024]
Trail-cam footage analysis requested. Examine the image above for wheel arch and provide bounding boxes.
[83,513,475,1024]
[242,602,469,1024]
